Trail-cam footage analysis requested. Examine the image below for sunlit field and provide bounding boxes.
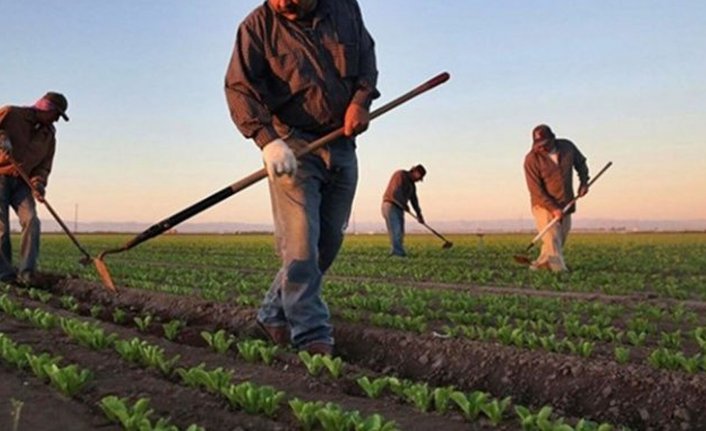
[2,232,705,430]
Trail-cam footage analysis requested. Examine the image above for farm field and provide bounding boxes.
[2,232,706,430]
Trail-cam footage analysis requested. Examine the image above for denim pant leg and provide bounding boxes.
[258,155,332,347]
[12,182,40,274]
[318,156,357,273]
[381,202,406,256]
[0,176,16,278]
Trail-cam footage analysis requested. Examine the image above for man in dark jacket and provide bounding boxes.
[381,164,426,257]
[0,92,68,285]
[524,124,589,272]
[225,0,379,355]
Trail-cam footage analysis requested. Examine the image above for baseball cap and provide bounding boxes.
[36,92,69,121]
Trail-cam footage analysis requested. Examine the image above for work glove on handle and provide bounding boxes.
[262,138,297,179]
[417,214,425,224]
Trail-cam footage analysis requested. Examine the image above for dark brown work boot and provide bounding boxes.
[256,320,290,347]
[302,342,333,356]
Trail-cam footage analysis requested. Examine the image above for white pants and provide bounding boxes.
[531,205,572,272]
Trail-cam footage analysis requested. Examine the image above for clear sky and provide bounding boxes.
[2,1,705,226]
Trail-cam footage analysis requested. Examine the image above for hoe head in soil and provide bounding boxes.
[80,255,117,292]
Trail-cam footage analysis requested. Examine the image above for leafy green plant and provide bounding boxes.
[114,338,180,375]
[290,398,325,431]
[356,376,388,398]
[99,396,203,431]
[60,318,117,350]
[480,396,511,426]
[432,386,455,414]
[614,347,630,364]
[201,329,235,354]
[0,294,19,315]
[59,295,79,312]
[298,351,344,378]
[28,288,52,303]
[134,314,154,332]
[177,363,232,394]
[314,403,354,431]
[25,308,57,329]
[90,305,103,318]
[403,383,432,412]
[162,319,185,341]
[450,390,487,420]
[221,381,284,417]
[112,308,127,324]
[43,363,92,396]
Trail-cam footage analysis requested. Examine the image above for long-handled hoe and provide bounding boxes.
[8,157,116,291]
[513,161,613,266]
[405,209,453,249]
[96,72,451,291]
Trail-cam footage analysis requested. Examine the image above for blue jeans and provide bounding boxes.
[381,201,405,256]
[0,176,41,279]
[257,138,357,348]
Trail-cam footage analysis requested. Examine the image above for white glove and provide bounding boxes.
[262,138,297,178]
[0,132,12,154]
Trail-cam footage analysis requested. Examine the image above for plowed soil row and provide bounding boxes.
[1,282,493,431]
[40,277,706,430]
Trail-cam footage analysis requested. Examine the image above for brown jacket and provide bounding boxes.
[383,170,422,216]
[0,106,56,186]
[225,0,379,148]
[524,139,589,214]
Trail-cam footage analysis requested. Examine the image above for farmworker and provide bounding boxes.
[381,164,426,257]
[225,0,379,355]
[0,92,68,286]
[523,124,589,272]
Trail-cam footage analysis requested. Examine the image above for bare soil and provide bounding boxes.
[2,275,705,430]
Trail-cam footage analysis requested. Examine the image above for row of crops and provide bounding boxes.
[2,232,704,429]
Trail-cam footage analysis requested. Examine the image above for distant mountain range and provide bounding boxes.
[23,218,706,234]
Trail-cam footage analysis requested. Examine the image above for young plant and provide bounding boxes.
[133,314,153,332]
[201,329,235,354]
[432,386,455,414]
[59,295,79,312]
[614,347,630,364]
[162,319,185,341]
[177,363,233,394]
[99,396,156,430]
[28,288,52,303]
[25,308,57,329]
[43,363,92,396]
[60,318,117,350]
[221,381,284,417]
[290,399,325,431]
[89,305,103,318]
[112,308,127,324]
[403,383,433,413]
[356,376,388,398]
[28,353,61,381]
[480,396,512,426]
[450,390,487,421]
